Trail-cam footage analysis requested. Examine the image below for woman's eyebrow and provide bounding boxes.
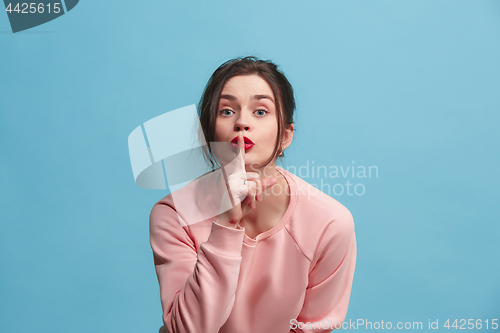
[220,94,236,101]
[253,94,275,103]
[220,94,275,103]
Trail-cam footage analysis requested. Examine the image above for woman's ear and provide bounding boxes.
[282,123,294,149]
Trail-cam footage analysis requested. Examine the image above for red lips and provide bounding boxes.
[230,136,255,151]
[231,136,254,144]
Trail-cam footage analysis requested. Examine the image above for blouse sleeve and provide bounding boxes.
[291,212,357,333]
[149,200,245,333]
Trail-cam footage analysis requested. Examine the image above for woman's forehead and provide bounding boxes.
[221,75,274,97]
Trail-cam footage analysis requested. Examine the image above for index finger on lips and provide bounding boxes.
[234,132,247,181]
[237,132,245,157]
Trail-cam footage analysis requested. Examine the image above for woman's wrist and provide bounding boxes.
[214,215,241,229]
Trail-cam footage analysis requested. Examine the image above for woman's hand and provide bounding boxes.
[215,132,278,228]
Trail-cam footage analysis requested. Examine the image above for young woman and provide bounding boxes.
[149,56,357,333]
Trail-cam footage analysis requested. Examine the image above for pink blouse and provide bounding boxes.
[149,166,356,333]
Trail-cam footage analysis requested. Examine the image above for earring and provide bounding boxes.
[278,148,284,157]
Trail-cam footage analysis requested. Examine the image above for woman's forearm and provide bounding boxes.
[151,206,245,333]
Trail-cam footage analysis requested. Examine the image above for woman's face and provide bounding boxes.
[215,74,292,170]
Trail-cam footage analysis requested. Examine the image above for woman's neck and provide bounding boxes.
[246,163,280,179]
[214,162,290,236]
[239,164,290,236]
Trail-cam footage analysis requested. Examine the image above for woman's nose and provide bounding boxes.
[235,124,250,131]
[234,112,251,131]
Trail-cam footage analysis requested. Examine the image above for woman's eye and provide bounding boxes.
[255,109,268,117]
[220,109,234,116]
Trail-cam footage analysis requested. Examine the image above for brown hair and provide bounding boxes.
[198,56,295,169]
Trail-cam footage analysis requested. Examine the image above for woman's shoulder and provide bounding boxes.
[280,167,355,259]
[280,167,353,223]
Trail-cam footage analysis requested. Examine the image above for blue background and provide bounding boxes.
[1,0,499,332]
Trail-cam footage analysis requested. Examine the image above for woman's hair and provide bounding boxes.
[198,56,295,169]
